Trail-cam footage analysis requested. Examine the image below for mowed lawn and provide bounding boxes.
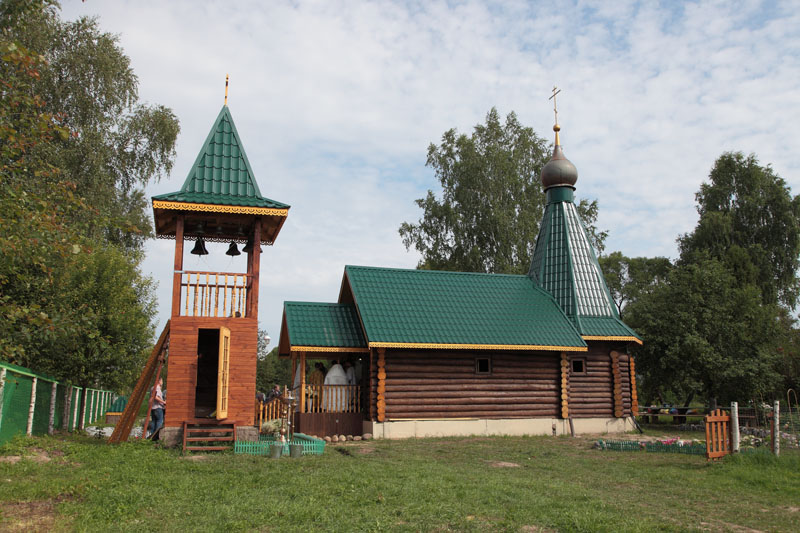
[0,431,798,532]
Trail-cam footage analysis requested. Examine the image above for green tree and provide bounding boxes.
[628,258,781,404]
[399,108,606,275]
[5,1,180,251]
[0,1,178,391]
[255,332,291,393]
[678,152,800,308]
[599,252,671,319]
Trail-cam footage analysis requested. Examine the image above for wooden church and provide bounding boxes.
[149,98,289,447]
[278,109,642,438]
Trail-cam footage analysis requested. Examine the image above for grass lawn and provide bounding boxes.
[0,429,797,532]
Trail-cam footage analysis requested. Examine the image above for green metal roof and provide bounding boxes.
[529,188,640,341]
[283,302,367,348]
[343,265,586,349]
[152,106,289,209]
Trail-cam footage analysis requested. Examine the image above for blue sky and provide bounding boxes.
[60,0,800,344]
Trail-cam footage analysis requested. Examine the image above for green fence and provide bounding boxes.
[0,362,115,445]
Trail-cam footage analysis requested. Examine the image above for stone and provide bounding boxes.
[324,436,332,443]
[353,436,362,441]
[346,435,354,441]
[362,433,372,440]
[331,435,339,443]
[339,435,347,442]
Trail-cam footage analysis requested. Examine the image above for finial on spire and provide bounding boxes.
[549,85,561,146]
[224,74,229,106]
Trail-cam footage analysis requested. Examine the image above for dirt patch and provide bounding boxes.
[0,497,70,532]
[180,455,211,461]
[0,450,52,464]
[520,526,556,533]
[354,445,375,455]
[489,461,520,468]
[0,456,21,464]
[700,520,764,532]
[786,507,799,513]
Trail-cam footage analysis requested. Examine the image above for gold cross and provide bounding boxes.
[549,86,561,125]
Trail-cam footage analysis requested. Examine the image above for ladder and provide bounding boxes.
[108,321,170,444]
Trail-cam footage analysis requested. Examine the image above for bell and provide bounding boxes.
[241,239,253,254]
[190,237,209,256]
[225,242,241,256]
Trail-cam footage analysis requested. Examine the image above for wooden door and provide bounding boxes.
[216,327,231,420]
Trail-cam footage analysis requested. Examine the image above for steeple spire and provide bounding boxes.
[224,74,229,106]
[540,87,577,191]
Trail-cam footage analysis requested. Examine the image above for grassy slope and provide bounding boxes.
[0,432,797,532]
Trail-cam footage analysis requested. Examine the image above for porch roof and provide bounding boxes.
[279,302,367,356]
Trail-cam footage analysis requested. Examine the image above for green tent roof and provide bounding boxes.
[343,265,587,349]
[283,302,366,348]
[529,189,640,341]
[153,106,288,209]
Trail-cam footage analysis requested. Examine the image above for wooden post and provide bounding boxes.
[377,348,386,422]
[560,353,569,418]
[79,388,87,430]
[249,219,262,318]
[611,351,623,418]
[62,386,71,431]
[72,388,80,430]
[772,400,780,456]
[300,352,306,413]
[629,356,638,417]
[0,368,6,434]
[731,402,740,453]
[172,215,184,317]
[48,382,57,435]
[88,390,95,425]
[27,377,37,436]
[291,353,297,393]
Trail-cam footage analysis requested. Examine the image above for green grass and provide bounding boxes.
[0,431,798,532]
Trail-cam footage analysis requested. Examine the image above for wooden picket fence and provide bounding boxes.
[705,408,731,460]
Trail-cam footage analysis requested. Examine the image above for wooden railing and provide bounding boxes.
[181,271,251,318]
[257,397,284,429]
[297,384,361,414]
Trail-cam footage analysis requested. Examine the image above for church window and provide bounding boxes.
[475,357,491,374]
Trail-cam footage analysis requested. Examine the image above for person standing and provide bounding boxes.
[147,377,166,439]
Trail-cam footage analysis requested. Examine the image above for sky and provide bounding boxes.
[60,0,800,346]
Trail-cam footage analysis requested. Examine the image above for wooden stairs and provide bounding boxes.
[182,421,236,453]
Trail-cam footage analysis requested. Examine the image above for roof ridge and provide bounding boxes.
[344,265,528,278]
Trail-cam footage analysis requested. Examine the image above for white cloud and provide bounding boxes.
[60,0,800,340]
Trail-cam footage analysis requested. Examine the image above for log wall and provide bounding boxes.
[164,316,258,427]
[381,350,561,419]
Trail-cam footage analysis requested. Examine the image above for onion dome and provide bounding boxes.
[540,124,578,190]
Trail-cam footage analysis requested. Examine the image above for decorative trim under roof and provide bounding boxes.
[582,335,643,345]
[368,342,587,352]
[290,346,370,353]
[152,200,288,217]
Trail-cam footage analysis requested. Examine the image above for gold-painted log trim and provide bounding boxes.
[153,200,289,217]
[368,342,587,352]
[377,348,386,422]
[289,346,369,353]
[629,355,639,415]
[611,351,623,417]
[582,335,643,345]
[560,352,569,418]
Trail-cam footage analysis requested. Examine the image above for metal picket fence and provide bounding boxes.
[0,362,115,445]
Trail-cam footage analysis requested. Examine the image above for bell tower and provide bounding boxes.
[151,98,289,445]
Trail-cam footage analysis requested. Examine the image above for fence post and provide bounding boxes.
[88,390,95,425]
[0,368,6,434]
[79,388,87,430]
[48,381,57,435]
[27,376,37,436]
[62,386,71,431]
[72,388,80,431]
[772,400,780,457]
[731,402,740,453]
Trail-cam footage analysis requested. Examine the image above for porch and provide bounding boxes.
[257,384,364,437]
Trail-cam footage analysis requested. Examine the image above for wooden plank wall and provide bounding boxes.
[164,316,258,427]
[382,351,560,419]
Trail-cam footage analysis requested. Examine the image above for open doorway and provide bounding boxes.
[195,329,219,417]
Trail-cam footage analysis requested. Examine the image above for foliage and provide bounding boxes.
[628,258,781,403]
[0,1,177,390]
[400,108,606,275]
[598,252,671,319]
[0,433,798,532]
[255,335,290,394]
[678,152,800,308]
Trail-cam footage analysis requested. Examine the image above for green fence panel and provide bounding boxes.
[32,378,51,435]
[0,372,32,445]
[52,383,65,430]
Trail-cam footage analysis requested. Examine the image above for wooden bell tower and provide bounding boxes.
[151,103,289,444]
